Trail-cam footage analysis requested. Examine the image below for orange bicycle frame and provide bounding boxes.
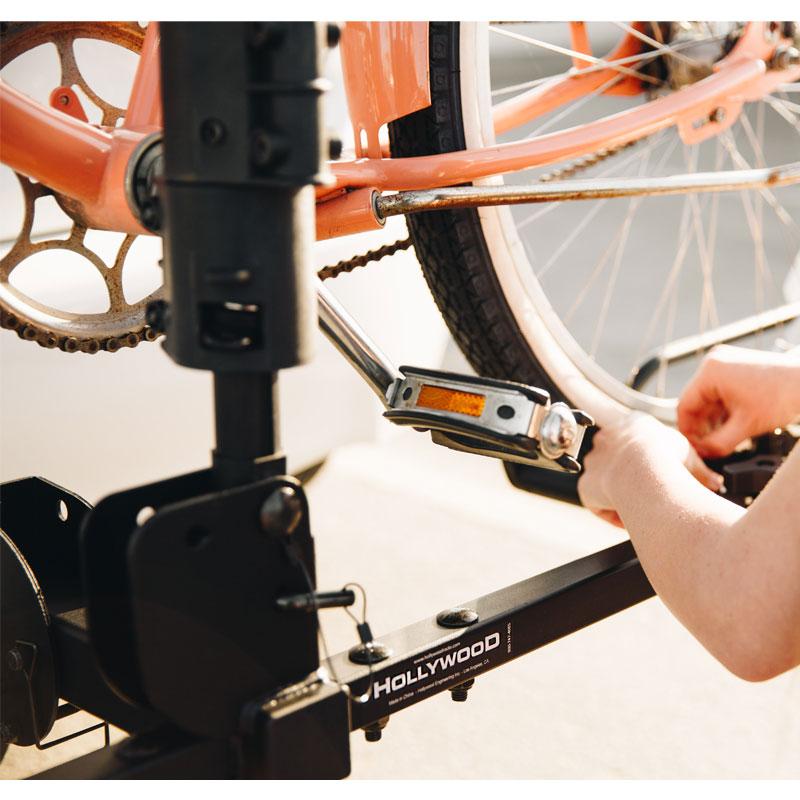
[1,22,798,241]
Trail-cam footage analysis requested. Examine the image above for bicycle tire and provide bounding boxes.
[388,23,565,400]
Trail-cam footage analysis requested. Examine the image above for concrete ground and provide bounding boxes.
[4,432,799,779]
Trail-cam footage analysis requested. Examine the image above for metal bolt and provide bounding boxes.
[260,485,303,537]
[141,201,161,232]
[348,641,392,665]
[539,402,578,460]
[363,716,389,743]
[7,648,23,672]
[326,23,342,49]
[250,130,287,168]
[145,299,169,333]
[449,678,475,702]
[771,46,800,70]
[200,118,226,147]
[58,93,69,106]
[328,137,343,161]
[710,107,727,124]
[251,130,273,166]
[436,607,479,628]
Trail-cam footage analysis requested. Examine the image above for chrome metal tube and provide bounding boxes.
[376,161,800,217]
[316,278,401,406]
[628,300,800,391]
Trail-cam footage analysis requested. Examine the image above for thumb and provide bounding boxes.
[685,449,725,492]
[692,410,748,458]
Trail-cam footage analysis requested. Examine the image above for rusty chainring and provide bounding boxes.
[0,21,160,354]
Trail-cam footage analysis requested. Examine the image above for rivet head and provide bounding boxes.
[349,641,392,665]
[436,608,479,628]
[260,486,303,537]
[6,648,23,672]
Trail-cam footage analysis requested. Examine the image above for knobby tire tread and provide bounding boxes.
[388,22,571,404]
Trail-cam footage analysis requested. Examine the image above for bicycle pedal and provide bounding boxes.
[384,367,593,472]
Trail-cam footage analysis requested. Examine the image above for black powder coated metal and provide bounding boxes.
[127,477,319,738]
[32,727,233,779]
[49,606,160,734]
[157,22,327,373]
[0,477,89,606]
[81,466,217,706]
[333,540,654,732]
[212,371,284,488]
[1,531,58,748]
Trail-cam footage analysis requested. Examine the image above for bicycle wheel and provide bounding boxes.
[389,22,800,425]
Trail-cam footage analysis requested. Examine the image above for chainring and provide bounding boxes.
[0,21,161,354]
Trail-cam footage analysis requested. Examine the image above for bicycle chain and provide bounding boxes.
[1,135,638,352]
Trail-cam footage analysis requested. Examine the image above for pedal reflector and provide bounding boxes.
[416,385,486,418]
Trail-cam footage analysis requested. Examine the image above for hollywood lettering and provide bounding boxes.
[370,632,501,700]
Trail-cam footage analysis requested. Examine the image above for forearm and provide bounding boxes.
[611,454,751,672]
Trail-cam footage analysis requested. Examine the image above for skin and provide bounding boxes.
[577,345,800,681]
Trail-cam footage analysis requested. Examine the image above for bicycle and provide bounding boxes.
[2,20,799,432]
[2,20,799,779]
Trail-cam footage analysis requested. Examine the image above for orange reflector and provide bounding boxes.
[416,385,486,417]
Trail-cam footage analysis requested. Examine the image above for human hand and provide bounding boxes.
[578,412,723,527]
[677,346,800,458]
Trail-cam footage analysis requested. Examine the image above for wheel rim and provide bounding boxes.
[460,22,800,424]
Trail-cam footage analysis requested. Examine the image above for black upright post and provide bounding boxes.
[156,22,329,484]
[212,371,280,486]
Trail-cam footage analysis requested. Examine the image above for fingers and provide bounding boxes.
[593,509,625,528]
[686,450,725,492]
[677,366,722,440]
[688,410,749,458]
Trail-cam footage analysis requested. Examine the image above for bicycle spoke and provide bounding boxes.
[489,33,727,99]
[560,136,675,324]
[610,21,704,69]
[723,112,799,234]
[773,96,800,115]
[631,180,696,370]
[687,145,720,334]
[720,129,783,305]
[515,132,668,231]
[488,25,663,87]
[764,95,800,137]
[741,105,800,263]
[535,201,607,280]
[657,284,680,397]
[589,136,660,356]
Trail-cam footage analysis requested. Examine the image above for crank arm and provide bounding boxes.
[316,280,593,472]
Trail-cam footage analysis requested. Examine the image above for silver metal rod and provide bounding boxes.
[628,300,800,391]
[316,278,401,407]
[376,161,800,217]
